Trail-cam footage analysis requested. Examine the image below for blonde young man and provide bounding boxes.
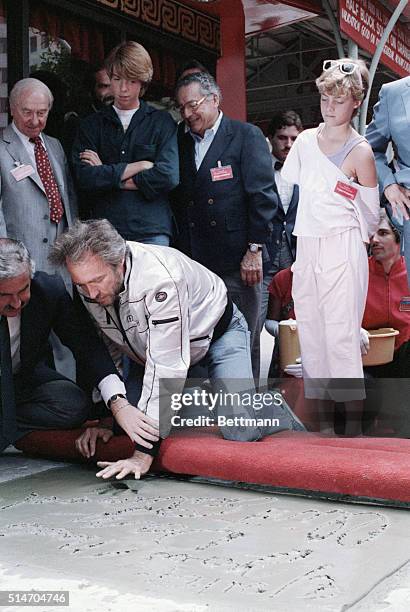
[72,41,178,245]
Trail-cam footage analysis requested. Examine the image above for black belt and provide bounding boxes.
[211,297,233,343]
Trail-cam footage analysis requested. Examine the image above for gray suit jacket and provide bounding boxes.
[366,76,410,193]
[0,125,77,288]
[366,77,410,287]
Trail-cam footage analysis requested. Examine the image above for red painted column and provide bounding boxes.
[216,0,246,121]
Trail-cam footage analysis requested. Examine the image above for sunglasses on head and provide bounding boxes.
[323,60,358,75]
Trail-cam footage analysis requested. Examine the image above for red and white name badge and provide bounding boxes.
[210,162,233,182]
[334,180,358,200]
[399,296,410,311]
[10,164,35,182]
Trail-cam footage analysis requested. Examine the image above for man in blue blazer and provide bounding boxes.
[0,238,125,453]
[173,72,278,381]
[366,77,410,286]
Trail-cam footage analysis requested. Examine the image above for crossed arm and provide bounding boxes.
[79,149,153,190]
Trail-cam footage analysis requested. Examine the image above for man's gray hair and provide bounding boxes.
[10,78,54,110]
[0,238,35,280]
[175,71,222,102]
[49,219,126,268]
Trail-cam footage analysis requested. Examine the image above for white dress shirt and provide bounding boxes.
[7,314,21,374]
[189,111,223,170]
[12,122,46,169]
[273,154,294,213]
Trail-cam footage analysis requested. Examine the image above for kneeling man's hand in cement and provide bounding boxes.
[96,450,153,480]
[75,426,114,459]
[112,403,160,449]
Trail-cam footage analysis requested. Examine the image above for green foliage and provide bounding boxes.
[37,41,72,86]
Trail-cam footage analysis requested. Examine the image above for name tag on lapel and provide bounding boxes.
[334,180,358,200]
[210,162,233,182]
[10,164,35,182]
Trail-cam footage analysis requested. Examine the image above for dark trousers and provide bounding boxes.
[363,341,410,436]
[0,378,89,452]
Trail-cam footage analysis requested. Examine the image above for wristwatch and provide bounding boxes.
[108,393,126,408]
[248,243,263,253]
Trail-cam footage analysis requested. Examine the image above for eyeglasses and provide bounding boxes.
[176,95,211,115]
[323,60,358,75]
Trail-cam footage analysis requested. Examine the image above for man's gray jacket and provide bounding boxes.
[0,125,77,288]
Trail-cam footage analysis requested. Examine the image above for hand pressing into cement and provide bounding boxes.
[75,427,113,459]
[112,403,160,449]
[96,450,153,480]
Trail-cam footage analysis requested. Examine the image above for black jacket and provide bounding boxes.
[265,182,298,266]
[17,272,118,390]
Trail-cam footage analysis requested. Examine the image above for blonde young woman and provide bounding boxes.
[282,59,380,434]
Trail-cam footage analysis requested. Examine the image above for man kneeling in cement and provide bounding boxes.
[0,238,126,453]
[49,219,305,480]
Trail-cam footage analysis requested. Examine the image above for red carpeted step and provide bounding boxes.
[14,428,410,505]
[15,429,134,462]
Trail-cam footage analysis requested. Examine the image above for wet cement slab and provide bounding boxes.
[0,467,410,611]
[1,448,68,484]
[351,560,410,612]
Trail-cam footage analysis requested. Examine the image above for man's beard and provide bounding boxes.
[103,272,124,306]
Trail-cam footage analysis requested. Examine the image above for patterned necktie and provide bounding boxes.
[30,136,65,224]
[274,161,284,171]
[0,316,16,443]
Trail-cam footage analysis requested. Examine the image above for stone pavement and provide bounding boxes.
[0,452,410,612]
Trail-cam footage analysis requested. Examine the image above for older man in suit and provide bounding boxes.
[173,72,278,381]
[0,77,78,374]
[366,77,410,286]
[0,78,77,285]
[0,238,125,454]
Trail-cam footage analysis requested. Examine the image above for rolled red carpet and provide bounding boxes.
[14,428,410,505]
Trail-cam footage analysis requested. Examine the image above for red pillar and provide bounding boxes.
[216,0,246,121]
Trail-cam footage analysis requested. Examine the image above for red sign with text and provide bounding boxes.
[339,0,410,77]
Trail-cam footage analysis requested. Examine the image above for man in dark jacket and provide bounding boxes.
[0,238,125,453]
[261,111,302,323]
[173,72,278,381]
[72,41,178,245]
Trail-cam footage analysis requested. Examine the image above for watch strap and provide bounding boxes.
[108,393,126,408]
